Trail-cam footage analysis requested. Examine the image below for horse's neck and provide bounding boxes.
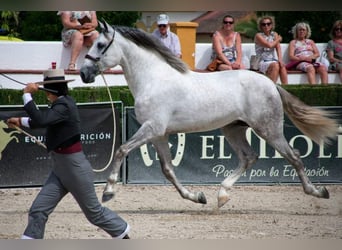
[118,38,165,97]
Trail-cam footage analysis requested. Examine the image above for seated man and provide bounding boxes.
[152,14,182,58]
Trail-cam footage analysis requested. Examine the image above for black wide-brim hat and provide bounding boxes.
[35,69,75,85]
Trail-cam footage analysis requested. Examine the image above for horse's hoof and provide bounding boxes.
[102,192,115,202]
[217,188,230,208]
[218,196,230,208]
[198,192,207,204]
[320,186,329,199]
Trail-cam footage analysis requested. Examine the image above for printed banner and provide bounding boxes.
[126,107,342,184]
[0,102,122,187]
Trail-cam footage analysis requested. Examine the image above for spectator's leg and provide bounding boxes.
[84,31,99,48]
[218,64,233,71]
[279,63,288,85]
[69,31,84,70]
[266,62,279,83]
[306,65,316,84]
[317,65,328,85]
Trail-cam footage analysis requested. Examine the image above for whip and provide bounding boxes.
[13,125,47,149]
[0,73,58,94]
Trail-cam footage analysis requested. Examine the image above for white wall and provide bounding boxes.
[0,41,340,90]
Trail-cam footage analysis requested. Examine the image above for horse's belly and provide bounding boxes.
[166,113,237,134]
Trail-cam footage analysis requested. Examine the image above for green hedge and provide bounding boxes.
[283,84,342,106]
[0,86,134,106]
[1,85,342,106]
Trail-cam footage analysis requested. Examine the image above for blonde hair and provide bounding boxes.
[257,16,275,31]
[292,22,311,39]
[330,20,342,38]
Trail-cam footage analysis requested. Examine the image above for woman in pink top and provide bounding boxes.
[288,22,328,85]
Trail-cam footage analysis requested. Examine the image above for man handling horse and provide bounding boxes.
[6,69,130,239]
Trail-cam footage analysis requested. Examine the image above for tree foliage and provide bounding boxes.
[3,11,342,43]
[18,11,62,41]
[0,11,20,37]
[96,11,141,27]
[15,11,141,41]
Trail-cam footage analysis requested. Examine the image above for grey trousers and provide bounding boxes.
[23,151,128,239]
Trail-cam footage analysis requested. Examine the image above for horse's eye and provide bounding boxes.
[97,43,106,50]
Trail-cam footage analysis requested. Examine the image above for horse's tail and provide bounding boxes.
[276,85,339,145]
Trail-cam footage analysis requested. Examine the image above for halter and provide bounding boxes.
[85,30,115,64]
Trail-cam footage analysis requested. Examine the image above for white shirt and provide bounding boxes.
[152,28,182,57]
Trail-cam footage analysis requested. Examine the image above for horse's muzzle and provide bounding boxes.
[80,65,99,83]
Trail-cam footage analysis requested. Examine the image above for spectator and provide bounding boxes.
[209,15,244,71]
[327,20,342,82]
[288,22,328,85]
[57,11,99,71]
[6,69,130,239]
[254,16,288,84]
[152,14,182,58]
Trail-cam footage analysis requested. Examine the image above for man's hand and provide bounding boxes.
[6,117,21,128]
[24,83,39,94]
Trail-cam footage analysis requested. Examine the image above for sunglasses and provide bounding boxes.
[158,24,167,28]
[223,21,234,25]
[335,28,342,32]
[261,22,272,27]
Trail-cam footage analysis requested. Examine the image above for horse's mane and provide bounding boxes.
[114,26,189,73]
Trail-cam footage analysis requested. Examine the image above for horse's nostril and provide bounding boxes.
[80,70,90,83]
[80,71,85,81]
[80,68,95,83]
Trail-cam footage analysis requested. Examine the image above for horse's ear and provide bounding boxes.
[100,19,114,34]
[99,20,105,31]
[99,19,108,33]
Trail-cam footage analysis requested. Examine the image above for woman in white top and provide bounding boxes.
[211,15,244,71]
[254,16,288,84]
[58,11,99,71]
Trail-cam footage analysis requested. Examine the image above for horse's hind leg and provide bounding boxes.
[151,136,207,204]
[255,128,330,199]
[218,123,258,208]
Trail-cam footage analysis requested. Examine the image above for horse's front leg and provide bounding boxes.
[151,136,207,204]
[102,122,157,202]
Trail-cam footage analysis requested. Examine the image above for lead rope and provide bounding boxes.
[91,72,116,173]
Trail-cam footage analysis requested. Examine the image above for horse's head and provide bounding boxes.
[80,20,119,83]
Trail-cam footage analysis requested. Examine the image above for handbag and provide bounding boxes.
[78,15,91,25]
[78,15,95,35]
[285,60,302,70]
[285,60,317,70]
[79,27,95,35]
[206,58,223,71]
[250,55,261,71]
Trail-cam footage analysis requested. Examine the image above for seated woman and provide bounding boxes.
[288,22,328,85]
[254,16,288,84]
[58,11,99,71]
[209,15,244,71]
[327,20,342,82]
